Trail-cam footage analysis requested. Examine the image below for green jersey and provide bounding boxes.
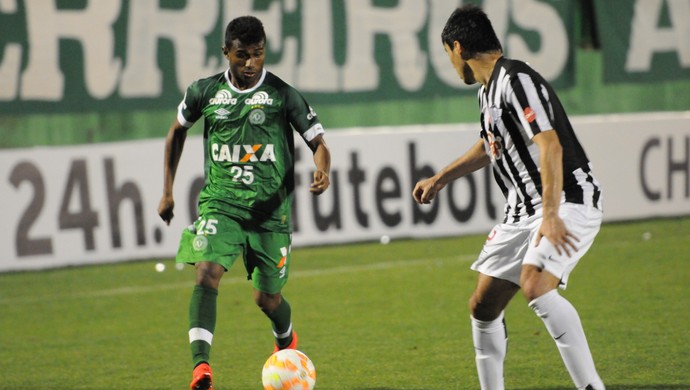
[178,68,324,233]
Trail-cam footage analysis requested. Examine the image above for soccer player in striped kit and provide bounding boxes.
[413,5,605,390]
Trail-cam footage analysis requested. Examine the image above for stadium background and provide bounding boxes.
[1,0,689,271]
[1,0,689,146]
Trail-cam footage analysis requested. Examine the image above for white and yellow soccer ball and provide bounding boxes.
[262,349,316,390]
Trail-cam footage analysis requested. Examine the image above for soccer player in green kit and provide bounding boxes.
[157,16,331,390]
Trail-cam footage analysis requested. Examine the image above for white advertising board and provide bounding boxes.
[1,112,688,271]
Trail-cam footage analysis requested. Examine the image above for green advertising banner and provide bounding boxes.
[0,0,576,115]
[595,0,690,84]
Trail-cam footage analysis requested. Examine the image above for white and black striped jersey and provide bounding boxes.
[478,57,602,223]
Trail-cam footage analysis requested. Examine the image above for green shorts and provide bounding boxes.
[176,214,292,294]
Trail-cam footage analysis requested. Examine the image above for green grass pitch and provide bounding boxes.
[1,217,688,389]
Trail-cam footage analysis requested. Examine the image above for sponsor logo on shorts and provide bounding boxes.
[278,246,289,278]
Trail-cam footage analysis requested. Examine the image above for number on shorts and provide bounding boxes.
[197,218,218,235]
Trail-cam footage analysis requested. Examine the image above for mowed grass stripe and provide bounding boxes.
[0,254,477,305]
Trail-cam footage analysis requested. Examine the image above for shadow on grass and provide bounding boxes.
[353,385,690,390]
[517,386,690,390]
[514,386,690,390]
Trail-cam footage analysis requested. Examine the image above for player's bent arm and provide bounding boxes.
[307,134,331,194]
[162,120,189,195]
[413,138,489,204]
[532,130,563,220]
[159,120,189,223]
[435,138,490,185]
[532,129,579,255]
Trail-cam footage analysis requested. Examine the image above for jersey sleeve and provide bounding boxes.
[176,81,204,128]
[283,85,325,142]
[504,70,555,139]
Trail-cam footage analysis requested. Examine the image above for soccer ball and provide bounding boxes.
[262,349,316,390]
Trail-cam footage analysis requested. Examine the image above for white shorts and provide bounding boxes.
[470,203,602,289]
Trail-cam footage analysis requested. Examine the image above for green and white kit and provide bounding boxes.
[175,68,324,292]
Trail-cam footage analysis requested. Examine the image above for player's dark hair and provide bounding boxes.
[225,15,266,48]
[441,4,502,60]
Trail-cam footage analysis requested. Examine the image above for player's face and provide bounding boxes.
[444,42,476,85]
[224,39,265,89]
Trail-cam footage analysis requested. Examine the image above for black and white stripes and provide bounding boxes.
[478,57,602,223]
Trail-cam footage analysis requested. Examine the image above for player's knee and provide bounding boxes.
[469,294,502,321]
[521,266,559,301]
[521,283,541,302]
[521,283,558,302]
[194,262,223,288]
[255,291,281,312]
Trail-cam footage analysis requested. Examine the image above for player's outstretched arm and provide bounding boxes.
[158,120,189,225]
[412,138,489,204]
[307,134,331,195]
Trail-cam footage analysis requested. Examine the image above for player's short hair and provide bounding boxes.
[441,4,502,60]
[225,15,266,48]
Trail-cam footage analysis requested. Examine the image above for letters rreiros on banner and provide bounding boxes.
[0,0,575,112]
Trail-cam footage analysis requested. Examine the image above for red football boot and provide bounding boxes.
[273,331,298,353]
[190,362,213,390]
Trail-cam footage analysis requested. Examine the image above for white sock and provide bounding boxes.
[529,290,605,390]
[471,311,507,390]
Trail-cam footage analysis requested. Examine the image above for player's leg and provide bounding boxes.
[187,261,223,390]
[254,289,298,350]
[469,223,530,390]
[470,273,520,390]
[176,214,243,389]
[522,204,605,390]
[189,261,225,367]
[245,230,295,350]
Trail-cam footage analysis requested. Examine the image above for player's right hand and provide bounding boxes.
[158,195,175,225]
[412,177,443,204]
[310,169,330,195]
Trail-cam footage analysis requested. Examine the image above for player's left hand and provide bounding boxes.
[535,215,580,257]
[310,170,330,194]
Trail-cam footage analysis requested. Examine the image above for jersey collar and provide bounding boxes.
[485,57,506,90]
[224,68,267,94]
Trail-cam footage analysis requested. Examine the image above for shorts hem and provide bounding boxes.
[470,263,521,287]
